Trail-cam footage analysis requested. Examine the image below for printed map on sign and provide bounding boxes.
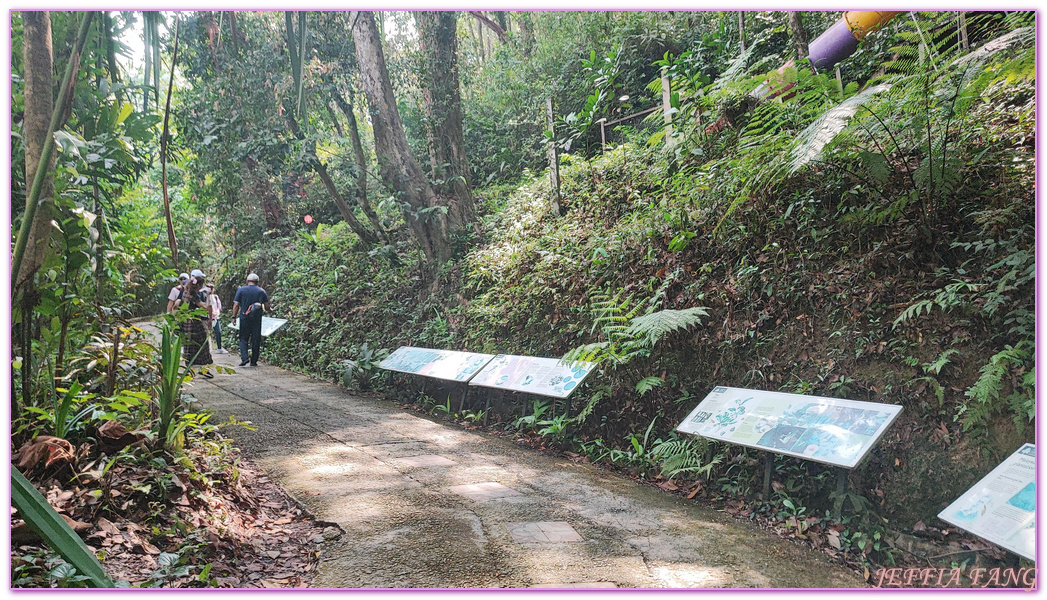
[938,444,1035,560]
[676,386,902,468]
[468,354,595,399]
[378,347,494,382]
[228,316,288,337]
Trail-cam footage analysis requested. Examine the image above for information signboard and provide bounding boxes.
[676,386,902,469]
[228,316,288,337]
[468,354,595,399]
[938,444,1035,560]
[379,346,494,382]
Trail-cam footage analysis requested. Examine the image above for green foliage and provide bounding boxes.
[23,382,95,440]
[650,434,720,481]
[341,343,390,391]
[960,341,1034,435]
[154,323,192,452]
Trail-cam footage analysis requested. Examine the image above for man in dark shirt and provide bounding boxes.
[231,272,270,367]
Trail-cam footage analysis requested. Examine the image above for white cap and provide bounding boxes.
[247,273,259,282]
[190,269,205,278]
[179,273,189,280]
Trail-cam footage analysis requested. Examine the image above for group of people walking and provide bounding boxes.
[166,270,271,375]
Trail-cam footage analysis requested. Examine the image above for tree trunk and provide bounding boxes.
[350,11,451,265]
[102,12,124,105]
[494,11,508,32]
[414,11,474,234]
[326,101,345,137]
[467,11,506,43]
[515,12,534,56]
[18,10,55,420]
[738,12,747,54]
[331,87,387,241]
[787,11,809,61]
[20,11,55,293]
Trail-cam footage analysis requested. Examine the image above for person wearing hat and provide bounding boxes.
[230,272,270,367]
[166,272,189,314]
[177,269,214,377]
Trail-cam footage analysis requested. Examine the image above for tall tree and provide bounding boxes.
[414,11,474,233]
[18,11,55,292]
[787,11,810,61]
[330,86,387,240]
[350,10,452,265]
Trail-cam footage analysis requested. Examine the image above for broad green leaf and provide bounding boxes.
[11,469,113,587]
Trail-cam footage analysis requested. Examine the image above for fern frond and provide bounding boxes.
[625,307,709,347]
[651,436,721,481]
[787,83,893,174]
[634,376,665,397]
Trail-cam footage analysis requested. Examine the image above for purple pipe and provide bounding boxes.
[808,18,859,72]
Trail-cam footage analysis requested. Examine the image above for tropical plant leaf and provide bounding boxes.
[787,83,892,174]
[625,307,709,346]
[11,469,114,588]
[634,376,664,396]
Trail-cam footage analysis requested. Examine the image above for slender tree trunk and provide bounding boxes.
[350,10,451,265]
[284,110,377,244]
[228,11,240,52]
[414,11,474,234]
[326,101,345,137]
[18,10,56,419]
[467,11,506,43]
[102,12,124,105]
[787,11,809,61]
[331,87,387,240]
[160,17,180,269]
[515,11,534,56]
[20,11,55,293]
[142,12,151,111]
[738,12,747,53]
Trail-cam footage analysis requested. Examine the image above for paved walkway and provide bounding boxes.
[186,350,865,589]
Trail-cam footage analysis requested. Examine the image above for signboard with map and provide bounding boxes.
[468,354,595,399]
[676,386,902,469]
[228,316,288,337]
[379,346,494,382]
[938,444,1035,560]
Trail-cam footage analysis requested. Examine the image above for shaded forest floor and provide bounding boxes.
[12,447,330,588]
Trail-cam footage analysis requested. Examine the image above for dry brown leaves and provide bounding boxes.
[11,448,329,589]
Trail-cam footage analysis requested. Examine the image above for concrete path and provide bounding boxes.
[186,351,865,589]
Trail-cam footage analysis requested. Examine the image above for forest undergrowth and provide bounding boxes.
[259,38,1035,579]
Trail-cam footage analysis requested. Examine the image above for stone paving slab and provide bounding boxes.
[449,482,522,501]
[396,454,457,467]
[531,582,618,588]
[505,521,583,543]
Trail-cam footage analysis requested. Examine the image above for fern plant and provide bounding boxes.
[565,282,708,426]
[651,434,721,482]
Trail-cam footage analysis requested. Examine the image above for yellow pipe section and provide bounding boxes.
[844,11,904,40]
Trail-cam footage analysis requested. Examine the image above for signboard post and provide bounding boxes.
[938,444,1035,561]
[677,386,903,502]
